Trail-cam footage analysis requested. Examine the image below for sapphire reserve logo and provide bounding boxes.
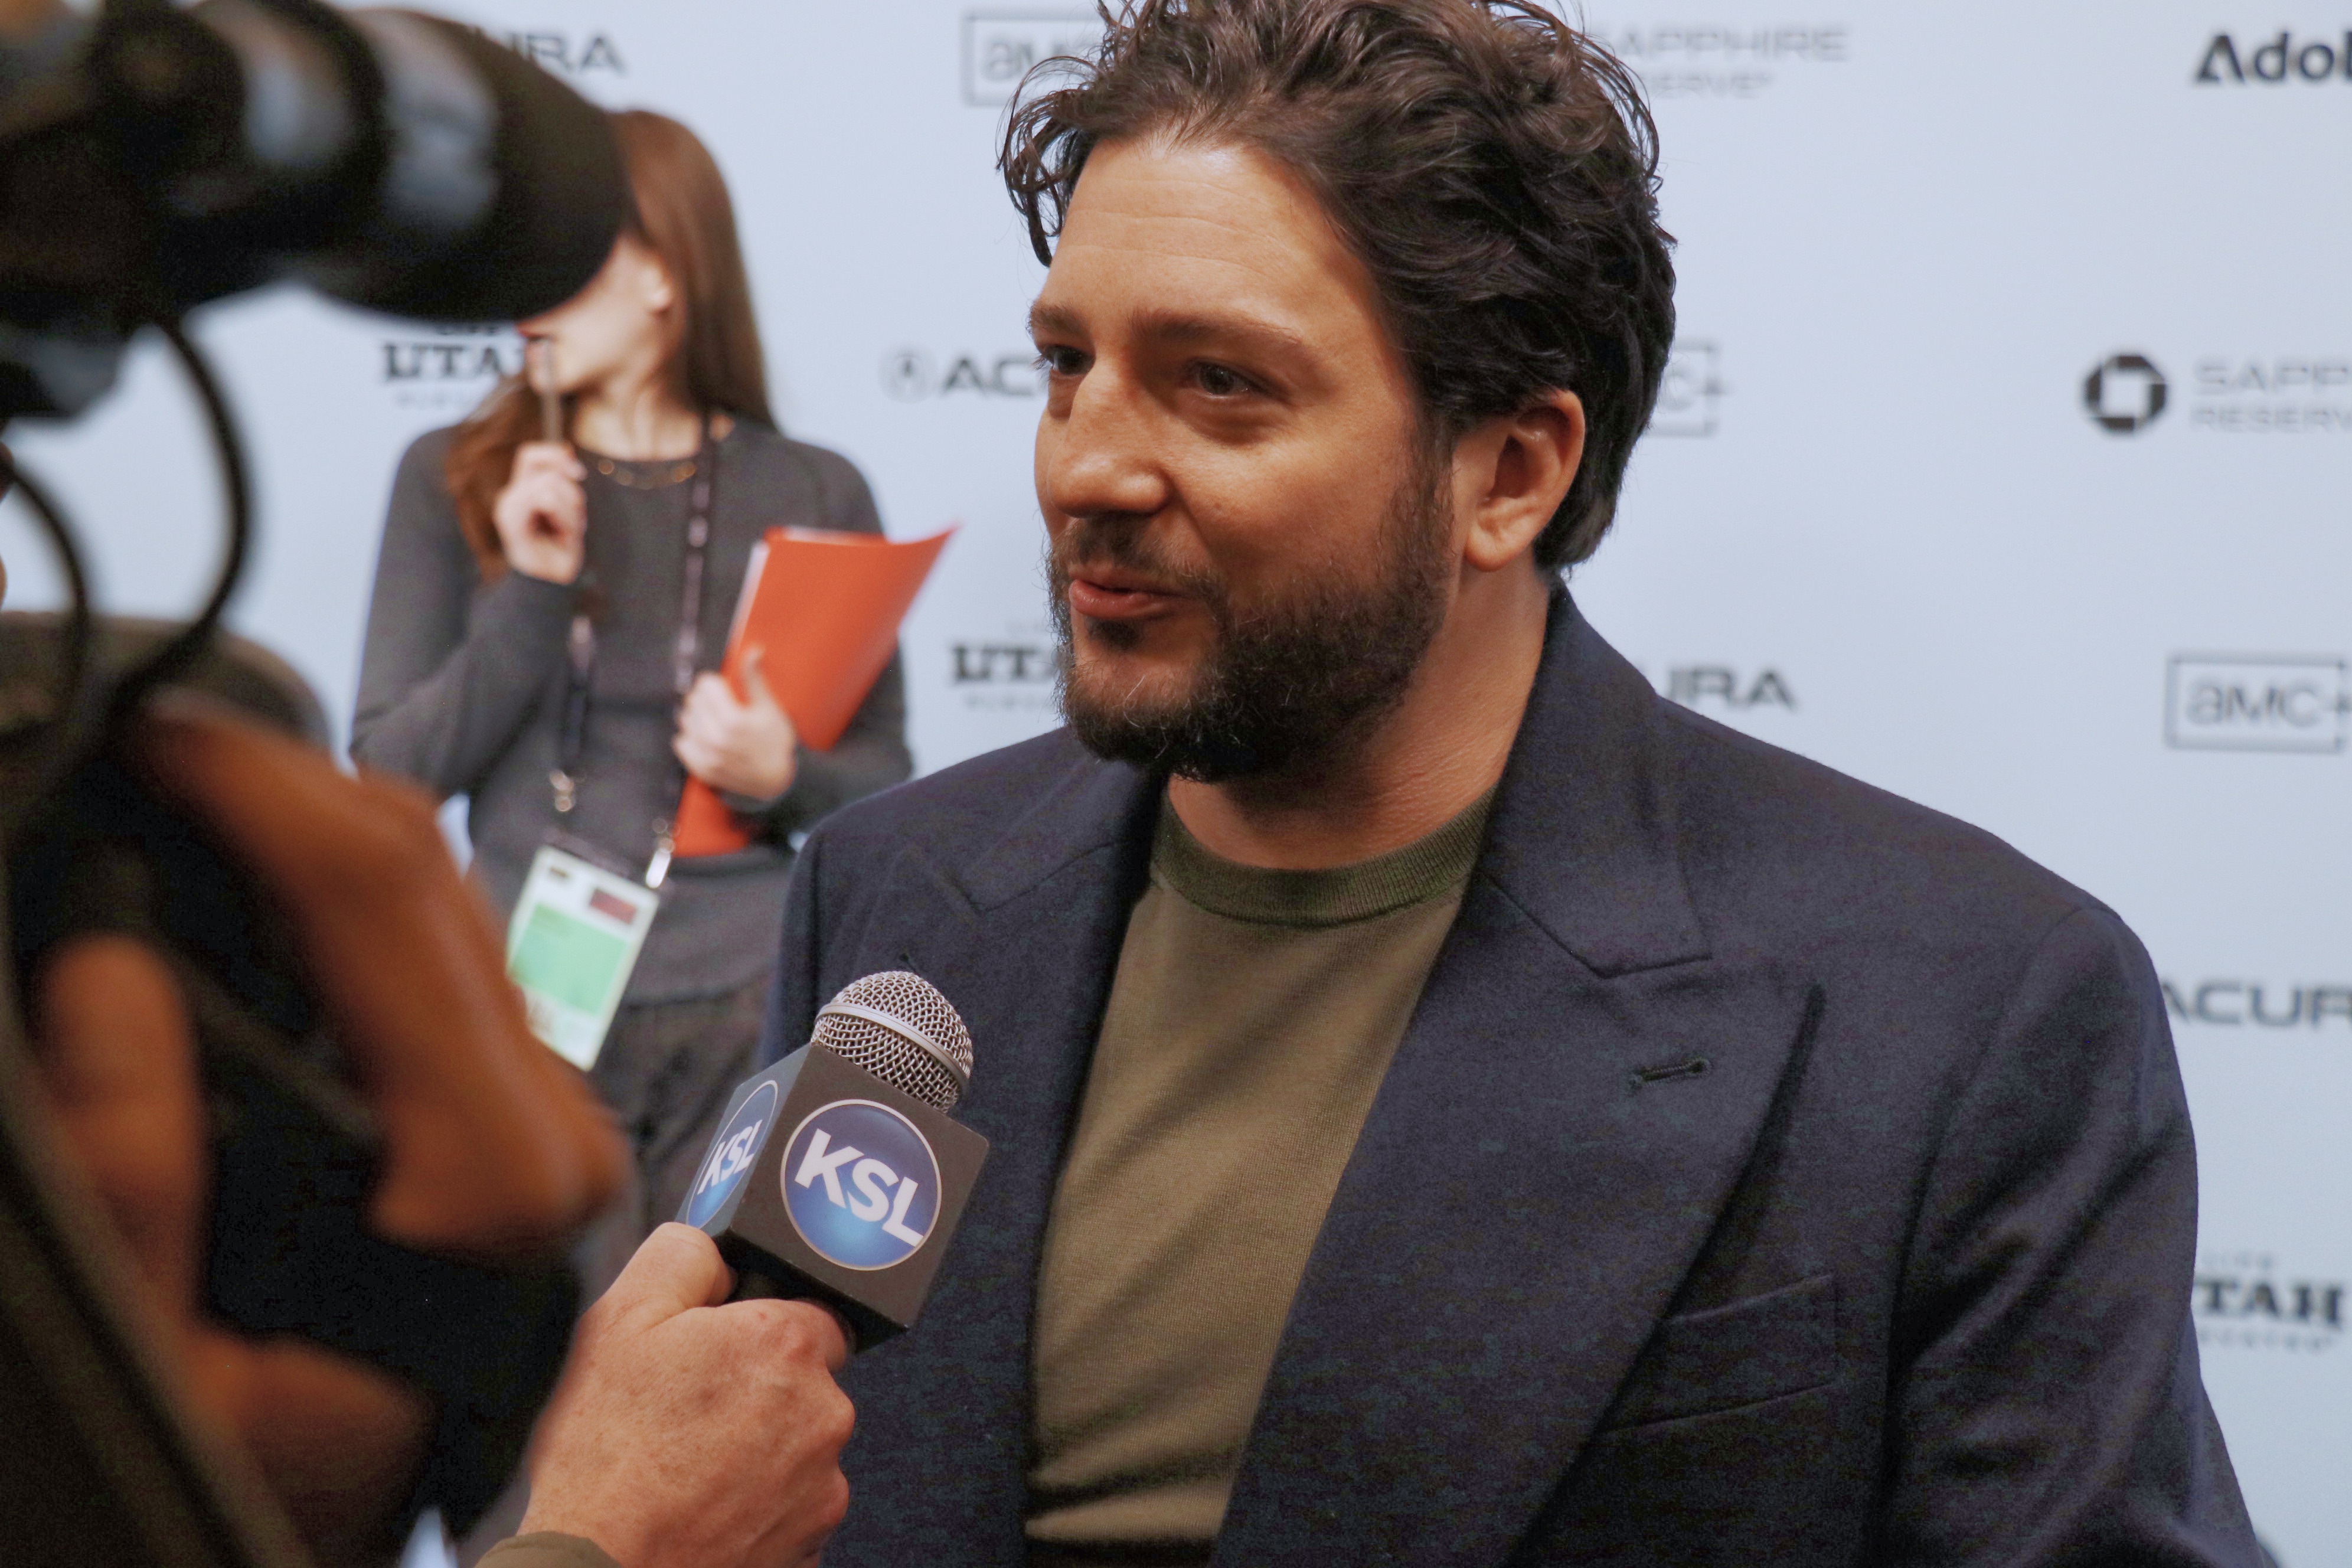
[685,1081,779,1229]
[783,1100,942,1270]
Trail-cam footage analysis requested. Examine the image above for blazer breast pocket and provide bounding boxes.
[1598,1272,1837,1432]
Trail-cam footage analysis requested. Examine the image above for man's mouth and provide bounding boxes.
[1066,567,1182,622]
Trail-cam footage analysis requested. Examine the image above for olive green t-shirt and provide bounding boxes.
[1025,791,1494,1566]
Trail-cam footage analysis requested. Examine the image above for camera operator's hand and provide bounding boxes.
[28,703,628,1565]
[515,1224,854,1568]
[494,440,589,584]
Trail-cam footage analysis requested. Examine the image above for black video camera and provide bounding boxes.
[0,0,624,418]
[0,5,630,1563]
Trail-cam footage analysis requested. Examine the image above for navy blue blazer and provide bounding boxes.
[762,594,2258,1566]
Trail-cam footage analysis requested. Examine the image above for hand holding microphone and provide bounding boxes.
[519,1225,853,1568]
[497,972,989,1568]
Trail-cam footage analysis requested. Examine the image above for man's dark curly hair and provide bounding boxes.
[1001,0,1677,569]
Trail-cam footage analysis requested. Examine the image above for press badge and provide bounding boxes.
[505,842,658,1069]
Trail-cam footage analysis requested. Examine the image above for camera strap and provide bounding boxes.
[547,414,717,891]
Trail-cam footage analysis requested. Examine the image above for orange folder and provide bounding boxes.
[672,525,953,858]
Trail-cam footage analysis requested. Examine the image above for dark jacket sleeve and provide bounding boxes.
[1880,906,2257,1565]
[349,431,576,796]
[730,442,913,837]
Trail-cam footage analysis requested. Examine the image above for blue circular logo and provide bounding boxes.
[685,1081,779,1229]
[781,1099,942,1271]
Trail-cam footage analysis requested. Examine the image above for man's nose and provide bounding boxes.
[1041,360,1170,524]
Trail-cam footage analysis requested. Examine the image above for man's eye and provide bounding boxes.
[1193,363,1252,397]
[1035,347,1087,378]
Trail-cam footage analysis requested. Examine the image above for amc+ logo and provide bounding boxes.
[2165,655,2348,753]
[784,1100,940,1270]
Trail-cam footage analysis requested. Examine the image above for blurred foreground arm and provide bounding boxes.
[28,703,627,1563]
[31,707,855,1568]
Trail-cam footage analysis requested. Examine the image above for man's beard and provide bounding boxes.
[1048,456,1453,784]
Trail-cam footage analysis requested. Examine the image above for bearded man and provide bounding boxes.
[762,2,2259,1564]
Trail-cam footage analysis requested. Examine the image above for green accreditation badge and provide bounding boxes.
[506,842,659,1069]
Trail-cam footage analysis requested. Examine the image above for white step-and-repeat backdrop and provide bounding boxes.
[2,2,2341,1560]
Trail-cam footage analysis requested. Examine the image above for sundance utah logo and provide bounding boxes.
[378,324,520,411]
[2196,1252,2343,1355]
[950,620,1058,714]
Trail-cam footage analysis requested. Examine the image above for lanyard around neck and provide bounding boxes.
[548,414,717,889]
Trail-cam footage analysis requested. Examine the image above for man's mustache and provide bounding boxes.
[1050,515,1222,604]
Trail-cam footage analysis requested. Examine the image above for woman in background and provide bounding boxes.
[354,110,909,1251]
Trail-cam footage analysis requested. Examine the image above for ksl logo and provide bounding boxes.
[783,1100,942,1271]
[685,1082,779,1228]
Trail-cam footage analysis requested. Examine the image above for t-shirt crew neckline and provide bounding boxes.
[1151,788,1497,929]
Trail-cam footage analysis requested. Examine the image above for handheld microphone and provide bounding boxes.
[679,972,990,1351]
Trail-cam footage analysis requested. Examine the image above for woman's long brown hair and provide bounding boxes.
[443,110,775,576]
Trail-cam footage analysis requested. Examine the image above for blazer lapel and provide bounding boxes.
[1215,599,1817,1567]
[830,743,1158,1567]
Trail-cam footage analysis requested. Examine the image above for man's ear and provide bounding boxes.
[1454,389,1586,573]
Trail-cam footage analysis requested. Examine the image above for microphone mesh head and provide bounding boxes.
[811,971,974,1112]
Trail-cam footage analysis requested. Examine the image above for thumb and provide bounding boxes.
[601,1223,735,1325]
[741,645,777,708]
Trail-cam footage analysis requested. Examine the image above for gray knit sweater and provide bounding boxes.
[352,421,911,1002]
